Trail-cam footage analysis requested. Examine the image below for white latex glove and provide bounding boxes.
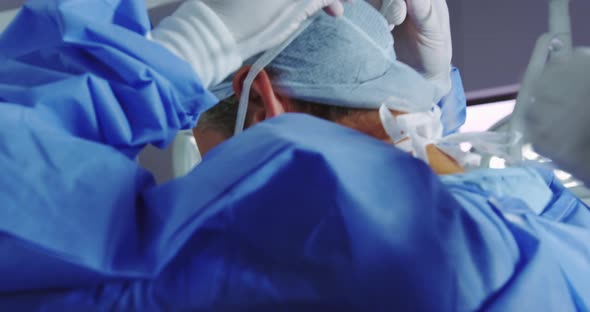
[380,0,453,98]
[151,0,347,88]
[365,0,408,29]
[525,50,590,183]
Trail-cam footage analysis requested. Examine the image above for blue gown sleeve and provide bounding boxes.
[441,167,590,310]
[0,0,218,158]
[0,0,217,294]
[438,67,467,135]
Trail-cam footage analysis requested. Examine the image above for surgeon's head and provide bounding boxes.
[194,1,463,174]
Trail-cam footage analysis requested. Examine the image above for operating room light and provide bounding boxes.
[460,143,473,152]
[565,181,582,188]
[554,170,573,181]
[522,144,540,161]
[489,157,507,169]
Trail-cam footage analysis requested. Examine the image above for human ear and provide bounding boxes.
[232,66,289,128]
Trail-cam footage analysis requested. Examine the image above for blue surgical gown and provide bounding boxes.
[3,113,589,311]
[0,0,588,311]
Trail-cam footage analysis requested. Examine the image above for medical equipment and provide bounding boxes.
[506,0,572,160]
[477,0,590,203]
[526,50,590,183]
[485,115,590,206]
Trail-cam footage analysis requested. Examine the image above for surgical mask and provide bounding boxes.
[379,104,522,167]
[379,104,444,163]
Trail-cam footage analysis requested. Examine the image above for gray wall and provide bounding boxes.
[0,0,22,11]
[448,0,590,93]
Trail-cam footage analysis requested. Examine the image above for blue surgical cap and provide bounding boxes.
[267,1,438,112]
[209,1,440,133]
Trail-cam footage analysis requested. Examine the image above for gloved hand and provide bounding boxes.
[525,50,590,183]
[368,0,453,98]
[365,0,408,29]
[152,0,348,88]
[202,0,348,60]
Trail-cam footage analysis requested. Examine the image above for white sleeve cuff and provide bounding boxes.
[150,0,243,88]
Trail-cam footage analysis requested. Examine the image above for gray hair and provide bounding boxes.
[197,95,362,138]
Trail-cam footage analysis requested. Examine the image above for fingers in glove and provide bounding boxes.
[322,0,351,16]
[382,0,407,26]
[405,0,433,23]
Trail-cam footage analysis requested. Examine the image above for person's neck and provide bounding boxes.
[425,144,465,175]
[336,113,465,175]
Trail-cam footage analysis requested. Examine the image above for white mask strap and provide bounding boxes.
[380,104,444,164]
[380,105,523,168]
[379,105,407,143]
[234,16,318,135]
